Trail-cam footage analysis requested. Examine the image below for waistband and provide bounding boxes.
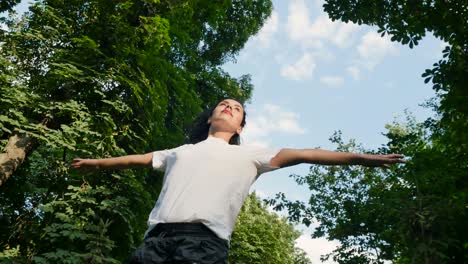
[147,223,220,239]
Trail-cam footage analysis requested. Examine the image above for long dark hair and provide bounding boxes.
[189,99,247,145]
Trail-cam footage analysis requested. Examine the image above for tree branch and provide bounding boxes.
[0,133,37,187]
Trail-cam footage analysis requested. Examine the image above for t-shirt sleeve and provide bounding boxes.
[152,144,190,172]
[249,146,282,176]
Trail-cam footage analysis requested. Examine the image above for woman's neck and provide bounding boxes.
[207,131,234,143]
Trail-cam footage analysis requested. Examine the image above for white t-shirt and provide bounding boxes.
[145,135,281,241]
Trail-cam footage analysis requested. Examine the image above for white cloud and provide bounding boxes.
[280,53,316,80]
[313,0,326,9]
[320,76,344,87]
[346,66,361,80]
[252,11,279,47]
[241,104,306,146]
[344,31,399,80]
[356,31,398,70]
[332,21,360,48]
[286,0,359,49]
[296,235,340,263]
[286,0,311,41]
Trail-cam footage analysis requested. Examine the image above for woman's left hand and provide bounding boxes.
[361,154,406,168]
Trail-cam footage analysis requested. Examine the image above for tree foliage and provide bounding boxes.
[0,0,275,262]
[270,120,467,263]
[323,0,467,158]
[0,0,21,13]
[269,1,467,262]
[230,193,312,264]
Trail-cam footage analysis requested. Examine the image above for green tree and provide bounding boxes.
[323,0,468,163]
[0,0,20,13]
[269,119,467,263]
[267,1,467,263]
[0,0,273,262]
[230,193,312,264]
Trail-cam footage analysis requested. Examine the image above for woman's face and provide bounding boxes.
[208,99,245,134]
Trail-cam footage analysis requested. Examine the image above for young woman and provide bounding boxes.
[72,98,405,264]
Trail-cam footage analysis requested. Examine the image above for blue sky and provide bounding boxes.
[223,0,443,262]
[10,0,444,262]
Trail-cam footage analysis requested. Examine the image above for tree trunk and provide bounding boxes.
[0,134,37,187]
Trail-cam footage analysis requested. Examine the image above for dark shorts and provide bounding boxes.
[129,223,229,264]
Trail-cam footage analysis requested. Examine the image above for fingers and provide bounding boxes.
[377,154,406,168]
[70,158,94,173]
[71,158,84,168]
[71,158,82,163]
[387,158,405,164]
[366,154,405,168]
[386,154,406,163]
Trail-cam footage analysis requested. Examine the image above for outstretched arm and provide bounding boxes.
[71,153,153,173]
[270,148,404,168]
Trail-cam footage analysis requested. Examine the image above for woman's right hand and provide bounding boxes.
[71,158,99,174]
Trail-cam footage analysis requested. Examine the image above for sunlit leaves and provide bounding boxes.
[0,0,271,262]
[230,193,311,264]
[313,2,468,261]
[273,117,467,263]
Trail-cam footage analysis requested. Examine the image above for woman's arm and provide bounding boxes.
[270,148,405,168]
[71,153,153,173]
